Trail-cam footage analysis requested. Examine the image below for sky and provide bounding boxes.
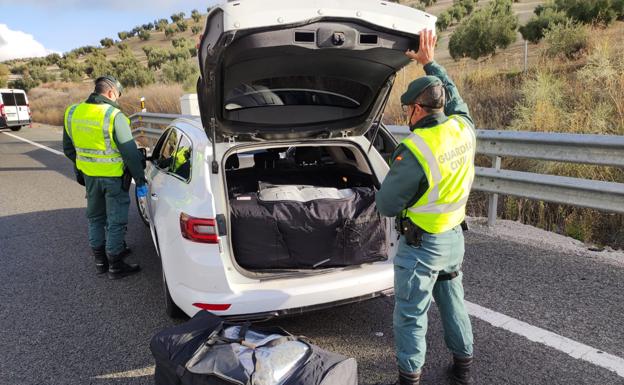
[0,0,218,61]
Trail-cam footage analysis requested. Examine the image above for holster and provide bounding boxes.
[395,216,425,247]
[121,166,132,192]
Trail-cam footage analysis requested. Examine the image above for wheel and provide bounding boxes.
[162,270,185,319]
[10,126,22,132]
[135,185,150,226]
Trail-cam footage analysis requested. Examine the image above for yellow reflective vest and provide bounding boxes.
[401,115,476,233]
[64,103,127,177]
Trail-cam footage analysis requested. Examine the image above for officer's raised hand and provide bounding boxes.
[406,28,436,66]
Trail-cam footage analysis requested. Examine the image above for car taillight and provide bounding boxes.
[0,104,5,117]
[193,303,231,311]
[27,103,32,116]
[180,213,218,243]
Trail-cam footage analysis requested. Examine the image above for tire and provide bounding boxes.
[162,270,185,319]
[10,126,22,132]
[135,185,150,226]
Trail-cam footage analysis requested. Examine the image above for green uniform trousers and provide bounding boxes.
[393,225,473,373]
[84,176,130,256]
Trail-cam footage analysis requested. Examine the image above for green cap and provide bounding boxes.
[400,76,442,105]
[95,75,124,96]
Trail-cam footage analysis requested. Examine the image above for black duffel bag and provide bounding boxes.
[150,311,357,385]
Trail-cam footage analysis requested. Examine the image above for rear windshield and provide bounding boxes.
[224,76,370,111]
[1,92,27,106]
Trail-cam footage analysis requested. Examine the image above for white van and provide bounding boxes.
[0,89,32,131]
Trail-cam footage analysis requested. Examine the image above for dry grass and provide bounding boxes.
[29,82,184,126]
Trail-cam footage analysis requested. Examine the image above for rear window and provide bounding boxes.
[1,92,27,106]
[1,93,15,105]
[15,93,27,105]
[224,76,370,111]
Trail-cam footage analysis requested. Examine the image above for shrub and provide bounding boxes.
[169,47,191,61]
[191,25,202,35]
[542,20,589,59]
[191,9,202,22]
[519,9,568,43]
[146,48,169,70]
[118,31,129,40]
[449,0,518,60]
[9,76,40,92]
[45,53,62,65]
[450,4,467,22]
[100,37,114,48]
[171,37,193,49]
[419,0,437,6]
[138,29,151,41]
[170,12,185,23]
[554,0,620,25]
[165,26,176,38]
[117,43,129,51]
[162,58,199,88]
[176,20,188,32]
[0,64,8,87]
[436,11,453,31]
[111,50,155,88]
[28,65,55,83]
[85,51,114,79]
[156,19,169,31]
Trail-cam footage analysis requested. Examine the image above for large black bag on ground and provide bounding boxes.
[230,186,387,269]
[151,311,358,385]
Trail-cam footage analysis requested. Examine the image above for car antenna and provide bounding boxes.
[368,78,394,153]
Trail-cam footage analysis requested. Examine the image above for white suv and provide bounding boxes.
[137,0,436,319]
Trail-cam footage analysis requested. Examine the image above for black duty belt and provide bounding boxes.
[437,271,459,281]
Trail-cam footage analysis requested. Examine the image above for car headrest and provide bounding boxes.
[253,152,279,169]
[295,147,322,166]
[225,154,239,170]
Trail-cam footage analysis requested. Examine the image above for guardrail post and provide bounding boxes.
[487,156,501,227]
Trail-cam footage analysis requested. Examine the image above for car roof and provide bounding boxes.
[217,0,436,35]
[0,89,28,94]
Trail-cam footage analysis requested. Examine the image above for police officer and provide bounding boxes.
[63,76,148,280]
[376,29,476,385]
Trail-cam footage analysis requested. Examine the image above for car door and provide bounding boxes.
[14,92,30,123]
[1,92,18,125]
[148,128,194,260]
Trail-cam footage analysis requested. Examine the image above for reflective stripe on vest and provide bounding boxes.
[401,115,476,233]
[64,103,124,177]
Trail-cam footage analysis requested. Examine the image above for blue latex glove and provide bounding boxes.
[136,185,148,198]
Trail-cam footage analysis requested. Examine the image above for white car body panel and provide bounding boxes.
[220,0,437,36]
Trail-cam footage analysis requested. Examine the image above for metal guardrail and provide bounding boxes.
[388,125,624,225]
[131,113,624,226]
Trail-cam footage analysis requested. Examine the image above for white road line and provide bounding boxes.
[1,131,136,184]
[1,131,64,156]
[467,301,624,377]
[5,131,624,378]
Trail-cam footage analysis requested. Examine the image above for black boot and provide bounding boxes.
[107,251,141,280]
[120,242,132,258]
[92,246,108,274]
[449,355,474,385]
[397,369,420,385]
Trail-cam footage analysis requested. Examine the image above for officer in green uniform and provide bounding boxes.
[376,30,476,385]
[63,76,148,280]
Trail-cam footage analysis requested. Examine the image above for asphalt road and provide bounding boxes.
[1,125,623,385]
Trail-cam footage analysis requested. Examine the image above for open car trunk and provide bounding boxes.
[225,144,389,271]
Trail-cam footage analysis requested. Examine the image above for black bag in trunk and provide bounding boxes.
[150,311,358,385]
[230,187,388,270]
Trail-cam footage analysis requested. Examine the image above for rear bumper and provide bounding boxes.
[225,288,394,322]
[171,262,395,318]
[0,117,29,128]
